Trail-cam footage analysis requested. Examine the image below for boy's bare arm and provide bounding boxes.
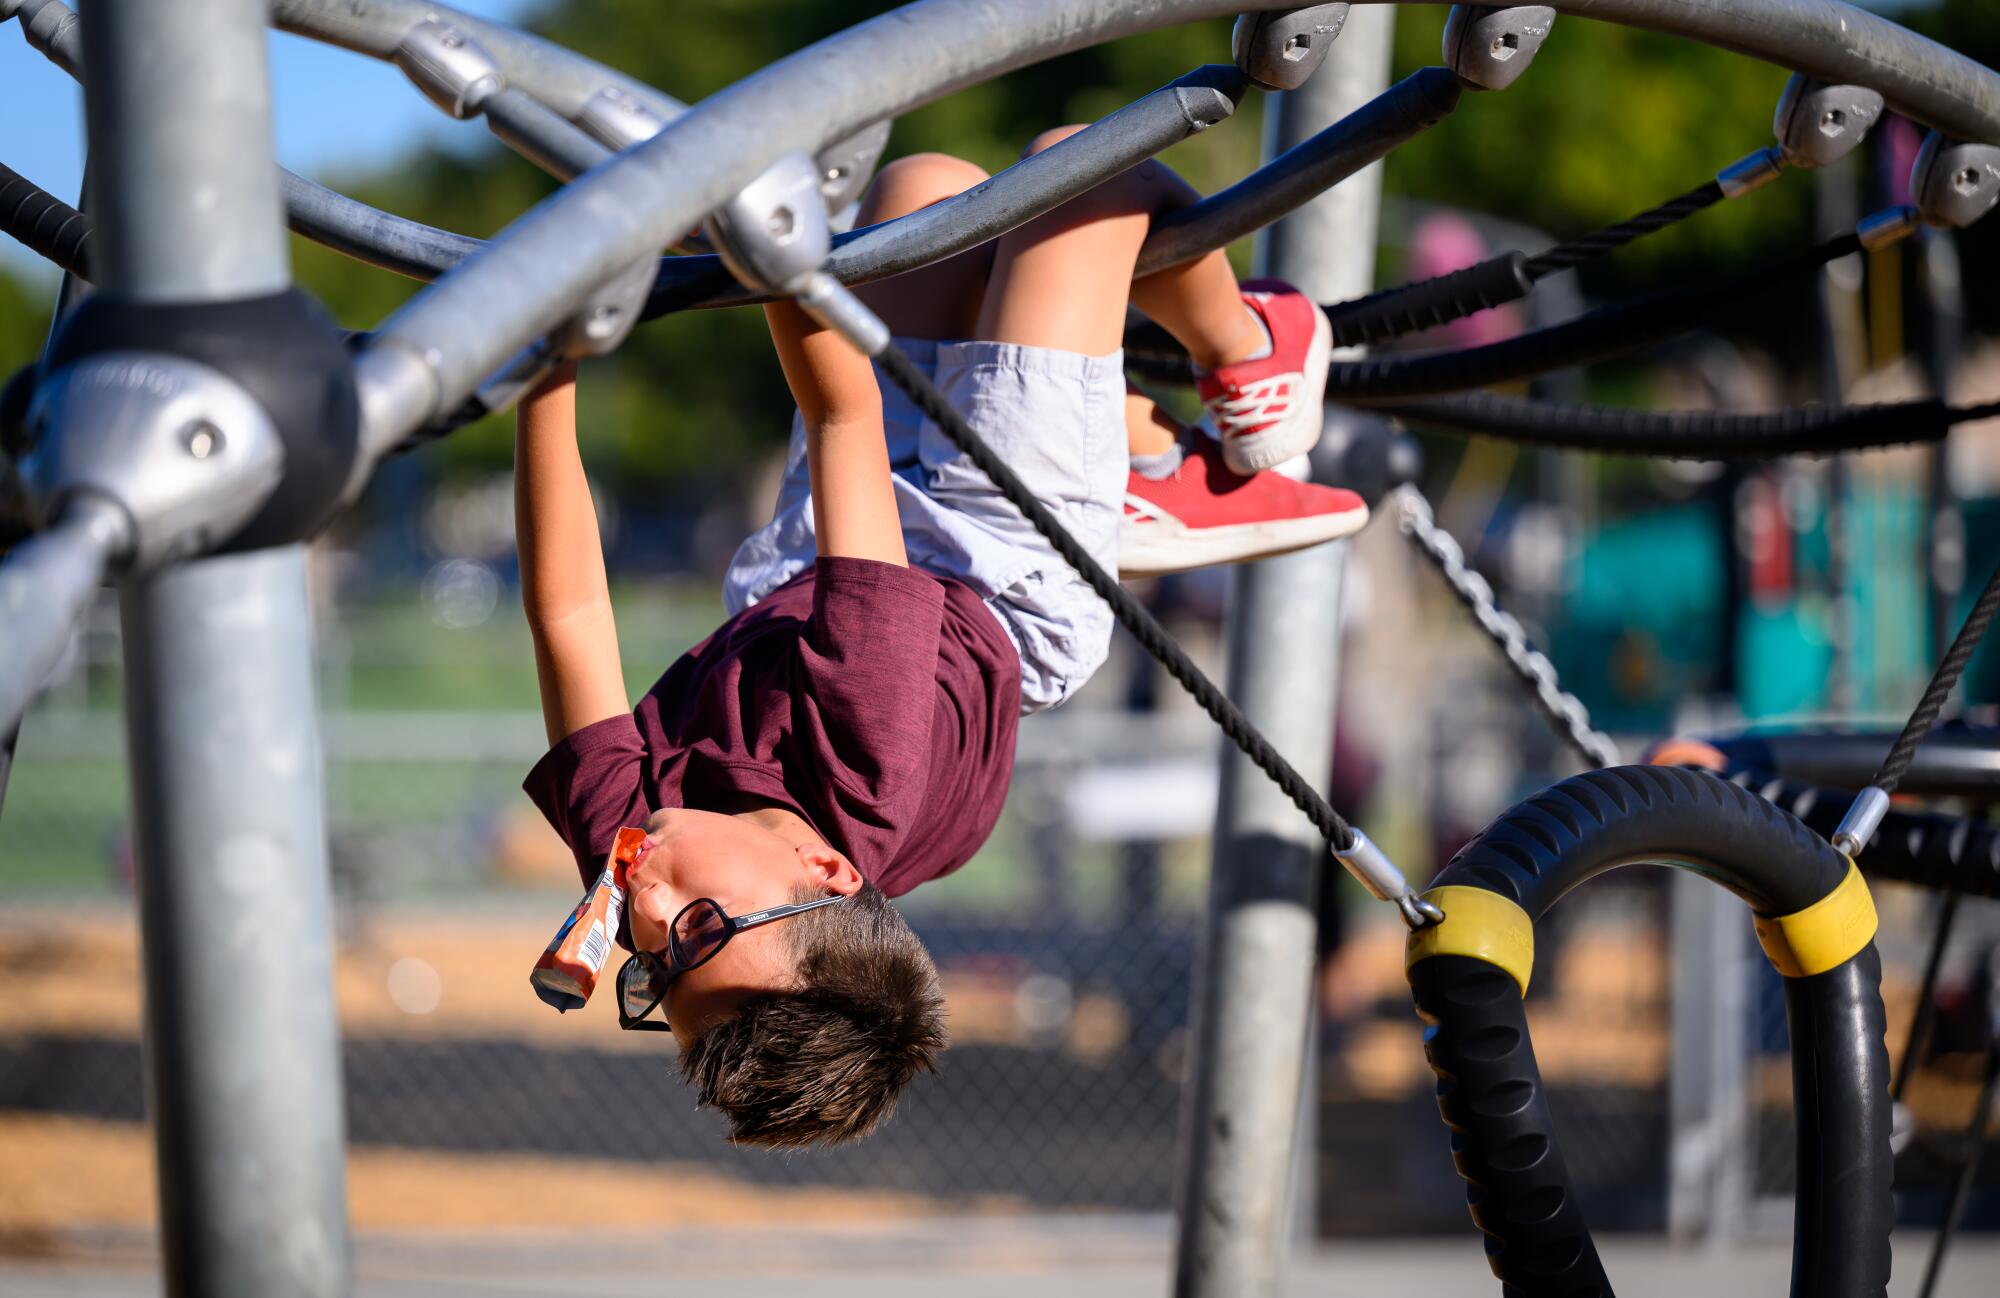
[763,301,907,568]
[515,362,631,747]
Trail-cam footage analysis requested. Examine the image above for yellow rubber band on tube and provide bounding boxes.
[1753,859,1878,978]
[1405,886,1535,996]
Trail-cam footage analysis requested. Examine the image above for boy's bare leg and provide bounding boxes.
[848,153,995,341]
[977,126,1265,370]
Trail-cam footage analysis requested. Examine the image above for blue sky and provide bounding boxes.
[0,0,536,283]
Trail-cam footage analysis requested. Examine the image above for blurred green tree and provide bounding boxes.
[2,0,1993,511]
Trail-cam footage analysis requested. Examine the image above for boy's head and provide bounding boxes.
[630,807,946,1147]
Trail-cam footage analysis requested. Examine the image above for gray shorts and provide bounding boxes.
[723,338,1128,713]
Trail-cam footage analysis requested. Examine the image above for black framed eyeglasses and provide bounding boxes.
[615,891,850,1032]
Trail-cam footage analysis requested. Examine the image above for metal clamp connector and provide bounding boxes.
[22,353,285,571]
[704,152,893,356]
[575,86,671,151]
[1332,829,1445,931]
[1232,5,1349,92]
[1857,204,1920,251]
[1830,785,1891,859]
[393,20,504,119]
[1717,146,1786,198]
[1444,6,1556,92]
[1912,132,2000,231]
[1772,75,1884,170]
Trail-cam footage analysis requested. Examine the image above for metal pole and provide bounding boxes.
[1173,11,1391,1297]
[80,2,351,1295]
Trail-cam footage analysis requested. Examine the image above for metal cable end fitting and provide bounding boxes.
[1830,785,1891,859]
[1333,829,1442,930]
[1857,204,1920,251]
[790,269,891,358]
[1717,146,1786,198]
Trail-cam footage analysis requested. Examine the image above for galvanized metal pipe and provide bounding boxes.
[1357,0,2000,142]
[79,2,353,1294]
[269,0,685,122]
[1173,9,1392,1297]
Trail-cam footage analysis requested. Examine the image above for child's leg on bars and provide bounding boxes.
[849,153,995,341]
[976,125,1265,369]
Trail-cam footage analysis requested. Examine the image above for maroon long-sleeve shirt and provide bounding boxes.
[522,557,1021,896]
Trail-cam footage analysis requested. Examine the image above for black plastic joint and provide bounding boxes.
[43,291,361,551]
[1325,252,1532,348]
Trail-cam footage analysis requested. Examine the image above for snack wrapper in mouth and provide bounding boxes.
[530,826,648,1012]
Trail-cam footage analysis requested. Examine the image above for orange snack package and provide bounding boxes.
[530,826,648,1012]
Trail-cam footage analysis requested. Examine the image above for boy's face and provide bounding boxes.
[628,807,862,1048]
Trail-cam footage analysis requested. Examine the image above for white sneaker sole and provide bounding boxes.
[1119,500,1369,579]
[1219,301,1334,476]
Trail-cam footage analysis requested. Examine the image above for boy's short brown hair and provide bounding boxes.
[676,881,945,1147]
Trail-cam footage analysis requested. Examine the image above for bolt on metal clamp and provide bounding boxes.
[1911,133,2000,231]
[1717,146,1786,198]
[1332,829,1445,931]
[1772,76,1883,170]
[1857,204,1920,251]
[1830,785,1891,859]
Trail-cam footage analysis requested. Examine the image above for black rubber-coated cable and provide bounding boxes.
[1326,231,1862,402]
[1130,232,1866,403]
[1204,178,1729,350]
[1872,558,2000,796]
[871,342,1359,853]
[1377,392,2000,460]
[0,161,90,280]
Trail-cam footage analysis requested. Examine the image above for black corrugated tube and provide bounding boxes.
[1408,766,1893,1298]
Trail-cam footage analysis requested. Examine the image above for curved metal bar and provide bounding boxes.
[268,0,685,123]
[644,63,1253,316]
[1135,64,1460,276]
[350,0,1265,449]
[482,85,612,181]
[281,172,481,280]
[1364,0,2000,143]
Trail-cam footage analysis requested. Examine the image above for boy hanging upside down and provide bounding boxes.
[515,132,1367,1148]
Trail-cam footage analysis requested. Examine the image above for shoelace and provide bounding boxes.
[1205,377,1292,433]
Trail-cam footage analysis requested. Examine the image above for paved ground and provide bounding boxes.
[5,1219,1999,1297]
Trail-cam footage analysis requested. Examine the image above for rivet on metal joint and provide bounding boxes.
[1717,146,1786,198]
[1830,785,1891,859]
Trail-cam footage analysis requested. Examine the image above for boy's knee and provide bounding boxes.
[1021,124,1090,159]
[859,152,991,222]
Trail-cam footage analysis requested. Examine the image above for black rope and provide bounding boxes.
[1524,181,1726,278]
[1215,178,1730,350]
[1130,232,1864,402]
[871,342,1358,852]
[1873,559,2000,795]
[1377,392,2000,460]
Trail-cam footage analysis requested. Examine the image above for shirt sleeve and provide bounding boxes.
[521,712,653,887]
[791,556,947,802]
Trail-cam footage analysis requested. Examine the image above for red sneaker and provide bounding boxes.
[1196,278,1333,475]
[1121,435,1368,578]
